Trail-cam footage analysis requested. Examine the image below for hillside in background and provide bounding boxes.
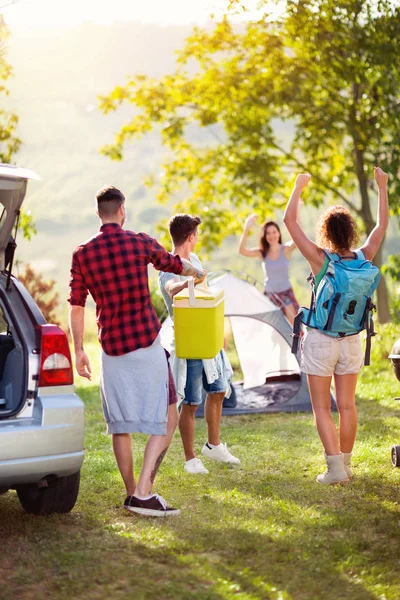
[4,20,399,314]
[5,21,192,300]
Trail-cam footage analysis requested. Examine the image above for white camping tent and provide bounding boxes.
[161,271,313,415]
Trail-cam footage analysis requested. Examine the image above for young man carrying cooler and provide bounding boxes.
[68,187,203,517]
[159,214,240,474]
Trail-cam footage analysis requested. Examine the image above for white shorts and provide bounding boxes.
[301,329,363,377]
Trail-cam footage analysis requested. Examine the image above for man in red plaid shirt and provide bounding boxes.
[68,185,203,517]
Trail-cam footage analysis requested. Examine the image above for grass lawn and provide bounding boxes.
[1,324,400,599]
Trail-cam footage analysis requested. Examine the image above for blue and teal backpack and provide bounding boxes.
[292,250,380,365]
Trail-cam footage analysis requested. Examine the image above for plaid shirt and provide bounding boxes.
[68,223,183,356]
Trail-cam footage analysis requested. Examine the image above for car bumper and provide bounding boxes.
[0,451,85,486]
[0,393,85,486]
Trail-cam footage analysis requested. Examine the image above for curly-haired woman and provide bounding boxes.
[283,168,389,484]
[238,216,299,325]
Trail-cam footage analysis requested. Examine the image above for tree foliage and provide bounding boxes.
[0,16,35,241]
[18,209,36,240]
[100,0,400,320]
[0,16,21,162]
[383,254,400,282]
[382,254,400,321]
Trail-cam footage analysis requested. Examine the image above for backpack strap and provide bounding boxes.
[336,251,358,261]
[354,249,365,260]
[323,249,336,261]
[291,271,317,354]
[364,298,377,366]
[291,309,303,354]
[305,272,315,325]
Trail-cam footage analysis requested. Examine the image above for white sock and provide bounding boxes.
[135,493,154,500]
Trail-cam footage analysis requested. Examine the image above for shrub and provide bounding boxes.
[17,263,61,325]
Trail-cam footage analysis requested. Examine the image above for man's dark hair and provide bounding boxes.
[168,214,202,246]
[96,185,125,218]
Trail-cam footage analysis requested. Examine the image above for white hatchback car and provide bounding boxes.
[0,164,85,515]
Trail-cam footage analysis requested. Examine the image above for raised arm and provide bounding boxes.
[283,240,297,258]
[238,215,262,258]
[283,174,325,275]
[360,167,389,261]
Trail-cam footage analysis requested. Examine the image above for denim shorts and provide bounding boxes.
[183,359,226,405]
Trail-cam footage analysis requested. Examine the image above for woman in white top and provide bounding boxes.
[239,216,299,325]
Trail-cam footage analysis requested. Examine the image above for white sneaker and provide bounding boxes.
[201,442,240,464]
[184,457,209,474]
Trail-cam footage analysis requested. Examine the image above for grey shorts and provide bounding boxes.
[100,336,169,435]
[301,329,363,377]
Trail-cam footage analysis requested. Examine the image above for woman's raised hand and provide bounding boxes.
[244,214,258,230]
[374,167,388,188]
[295,173,311,189]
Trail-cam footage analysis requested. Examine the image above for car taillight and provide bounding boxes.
[38,324,73,386]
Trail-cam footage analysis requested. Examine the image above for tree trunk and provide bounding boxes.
[353,138,391,322]
[373,245,391,324]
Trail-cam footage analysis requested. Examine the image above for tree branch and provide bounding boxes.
[270,141,361,215]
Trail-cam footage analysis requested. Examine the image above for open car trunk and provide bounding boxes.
[0,165,40,417]
[0,303,25,413]
[0,271,42,418]
[0,165,39,271]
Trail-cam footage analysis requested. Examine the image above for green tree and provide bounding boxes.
[383,255,400,283]
[0,16,21,162]
[383,254,400,321]
[100,0,400,322]
[0,15,35,240]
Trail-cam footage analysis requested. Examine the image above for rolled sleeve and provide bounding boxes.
[68,251,88,307]
[148,237,183,274]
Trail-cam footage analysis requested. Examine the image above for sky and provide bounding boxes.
[2,0,244,28]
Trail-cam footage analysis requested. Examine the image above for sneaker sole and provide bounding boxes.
[316,478,350,485]
[201,453,240,465]
[184,469,209,474]
[125,506,180,517]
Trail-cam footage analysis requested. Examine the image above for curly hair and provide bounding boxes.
[316,206,359,253]
[259,221,282,258]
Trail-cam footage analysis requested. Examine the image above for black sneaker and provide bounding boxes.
[124,493,180,517]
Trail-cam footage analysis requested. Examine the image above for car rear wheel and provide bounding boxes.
[16,471,81,515]
[391,445,400,468]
